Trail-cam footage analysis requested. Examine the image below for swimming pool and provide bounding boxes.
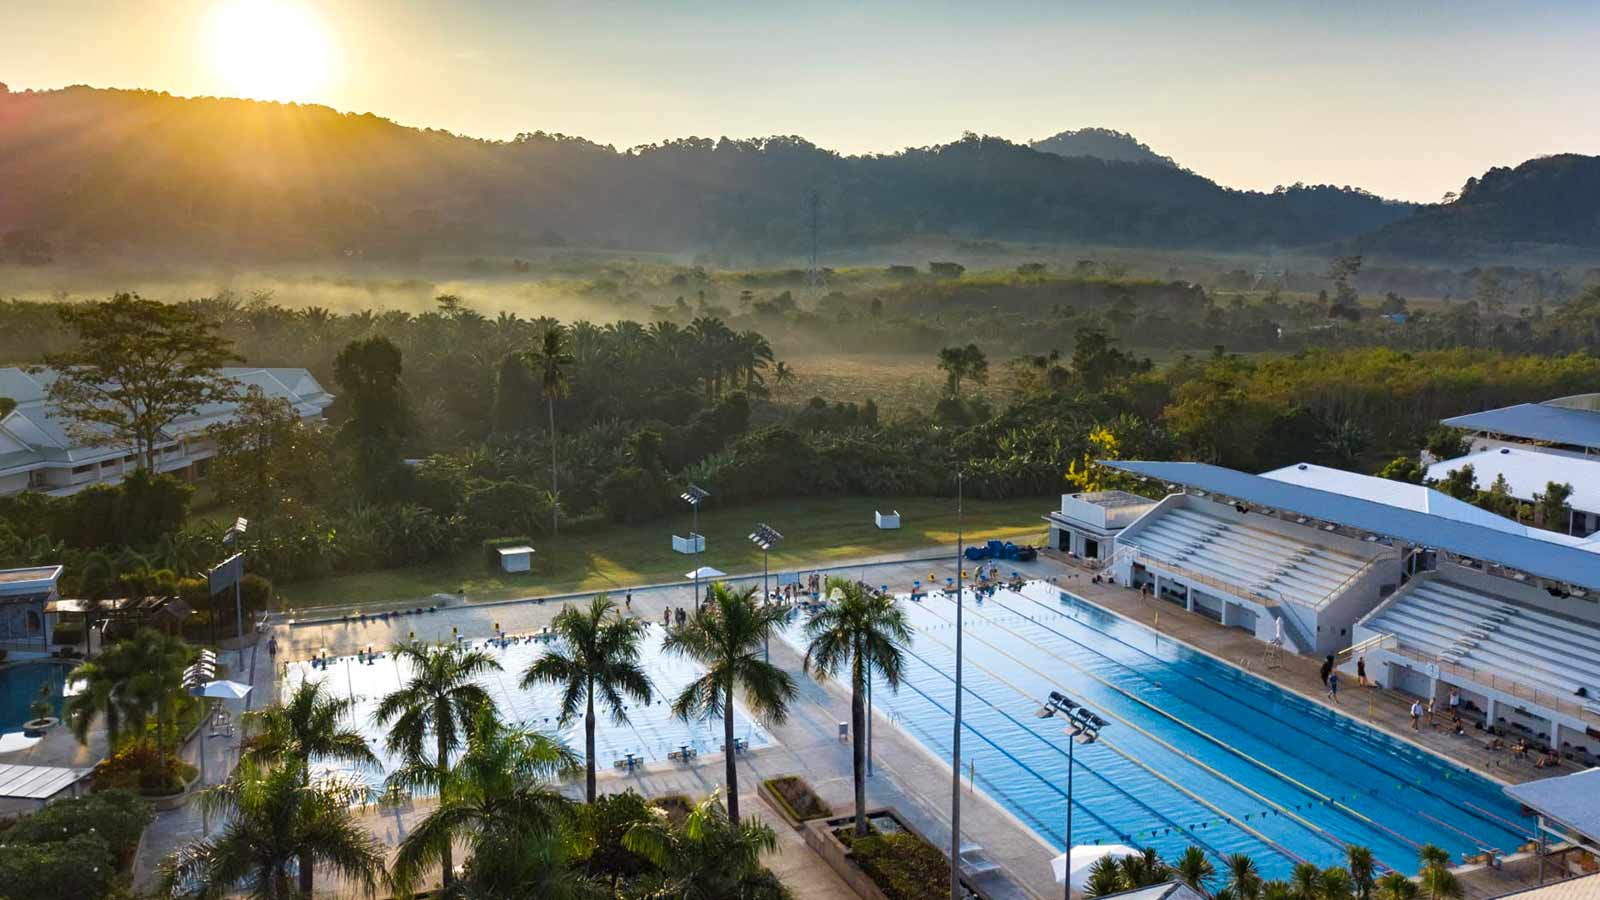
[0,662,72,732]
[285,623,773,790]
[781,582,1534,879]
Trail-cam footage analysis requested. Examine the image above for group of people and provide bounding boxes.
[1408,688,1466,734]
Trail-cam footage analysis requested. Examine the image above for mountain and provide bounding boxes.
[0,86,1414,263]
[1030,128,1178,168]
[1361,154,1600,258]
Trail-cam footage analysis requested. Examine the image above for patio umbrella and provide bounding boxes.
[1051,844,1140,891]
[201,679,253,701]
[0,732,43,753]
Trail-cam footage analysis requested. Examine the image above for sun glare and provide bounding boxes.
[204,0,334,103]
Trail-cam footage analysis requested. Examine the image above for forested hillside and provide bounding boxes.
[0,86,1412,263]
[1030,127,1179,168]
[1363,154,1600,258]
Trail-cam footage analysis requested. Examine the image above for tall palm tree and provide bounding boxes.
[373,641,501,888]
[663,582,797,825]
[65,627,195,750]
[803,579,910,837]
[1346,845,1376,900]
[164,761,383,900]
[243,679,380,897]
[771,361,795,390]
[521,323,574,536]
[1417,867,1461,900]
[1289,862,1323,900]
[622,789,783,900]
[1321,866,1356,900]
[1118,847,1171,889]
[1174,846,1216,895]
[522,594,653,802]
[1225,853,1264,900]
[1375,872,1419,900]
[389,710,581,897]
[1416,844,1451,872]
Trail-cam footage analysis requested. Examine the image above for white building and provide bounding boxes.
[1044,490,1157,564]
[0,367,333,497]
[0,565,61,656]
[1427,446,1600,537]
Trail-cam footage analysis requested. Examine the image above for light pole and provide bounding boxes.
[681,485,710,604]
[748,523,783,661]
[1038,692,1108,900]
[950,469,965,900]
[223,517,249,646]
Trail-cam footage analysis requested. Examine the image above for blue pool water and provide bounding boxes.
[782,582,1533,879]
[286,623,773,790]
[0,662,72,732]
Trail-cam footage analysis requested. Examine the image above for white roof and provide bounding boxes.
[495,546,535,556]
[1261,463,1591,548]
[1428,447,1600,516]
[1504,767,1600,843]
[0,763,89,800]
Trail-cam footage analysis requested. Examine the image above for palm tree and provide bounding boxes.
[771,361,795,390]
[373,641,501,888]
[164,761,383,900]
[1417,844,1451,871]
[243,679,380,897]
[1225,852,1264,900]
[622,789,785,900]
[1174,846,1216,895]
[663,582,797,825]
[1346,845,1376,900]
[65,627,195,750]
[1417,867,1461,900]
[1261,882,1295,900]
[1289,862,1322,900]
[1118,847,1171,888]
[1375,872,1419,900]
[390,710,581,897]
[1321,866,1356,900]
[1084,856,1128,897]
[803,579,910,837]
[522,594,653,802]
[522,323,574,536]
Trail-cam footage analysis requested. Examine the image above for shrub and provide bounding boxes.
[763,775,832,821]
[839,830,951,900]
[649,793,694,825]
[4,789,152,866]
[90,744,197,796]
[51,622,83,647]
[482,536,533,569]
[0,831,119,900]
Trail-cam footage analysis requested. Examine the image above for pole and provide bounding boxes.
[950,470,965,900]
[692,503,701,607]
[234,570,244,647]
[866,658,873,778]
[763,547,770,662]
[1064,733,1074,900]
[199,702,209,835]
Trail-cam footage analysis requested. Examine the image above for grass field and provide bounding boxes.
[276,495,1053,613]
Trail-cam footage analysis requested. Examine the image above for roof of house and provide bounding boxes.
[1503,767,1600,844]
[1092,884,1207,900]
[0,367,333,474]
[1102,460,1600,590]
[1427,446,1600,516]
[1443,400,1600,449]
[1492,873,1600,899]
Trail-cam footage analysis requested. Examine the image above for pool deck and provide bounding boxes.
[124,544,1584,897]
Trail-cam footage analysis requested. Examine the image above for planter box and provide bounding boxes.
[759,775,833,830]
[802,807,991,900]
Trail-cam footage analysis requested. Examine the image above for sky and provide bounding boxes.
[5,0,1599,203]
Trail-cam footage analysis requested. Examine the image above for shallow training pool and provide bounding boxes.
[0,662,72,732]
[782,582,1533,879]
[285,623,773,790]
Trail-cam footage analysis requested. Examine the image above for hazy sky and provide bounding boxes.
[6,0,1598,202]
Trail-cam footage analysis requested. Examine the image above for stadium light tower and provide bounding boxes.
[748,523,783,661]
[681,485,710,601]
[1038,692,1109,900]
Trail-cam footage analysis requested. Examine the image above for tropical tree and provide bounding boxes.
[1375,872,1419,900]
[522,594,653,802]
[373,641,501,888]
[1416,844,1451,871]
[1224,852,1264,900]
[803,579,910,837]
[1119,847,1171,888]
[522,324,575,535]
[389,710,583,897]
[242,679,380,897]
[1084,856,1128,897]
[64,627,195,750]
[1174,845,1216,895]
[663,582,797,824]
[1289,862,1322,900]
[1346,845,1376,900]
[1321,866,1356,900]
[163,761,382,900]
[771,361,795,390]
[622,790,789,900]
[1418,867,1461,900]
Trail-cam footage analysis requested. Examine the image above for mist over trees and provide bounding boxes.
[0,87,1413,264]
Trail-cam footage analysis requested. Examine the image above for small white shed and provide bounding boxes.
[496,545,535,573]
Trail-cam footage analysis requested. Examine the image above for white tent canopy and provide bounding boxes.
[201,679,253,701]
[1051,844,1141,892]
[684,566,727,580]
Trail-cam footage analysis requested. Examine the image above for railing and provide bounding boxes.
[1385,643,1600,730]
[1335,631,1396,664]
[1118,539,1392,613]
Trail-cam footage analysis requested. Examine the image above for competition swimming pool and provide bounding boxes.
[284,623,772,789]
[782,581,1533,879]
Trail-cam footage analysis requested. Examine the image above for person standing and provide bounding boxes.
[1327,671,1340,704]
[1319,654,1335,687]
[1410,699,1424,730]
[1448,687,1461,719]
[1356,655,1368,686]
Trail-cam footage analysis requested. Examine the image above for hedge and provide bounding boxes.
[0,789,153,900]
[837,829,951,900]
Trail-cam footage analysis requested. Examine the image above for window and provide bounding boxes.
[72,463,96,474]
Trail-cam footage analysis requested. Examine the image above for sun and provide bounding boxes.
[204,0,335,103]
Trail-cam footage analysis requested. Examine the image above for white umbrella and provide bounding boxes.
[201,679,253,701]
[1051,844,1141,892]
[0,732,43,753]
[684,566,727,580]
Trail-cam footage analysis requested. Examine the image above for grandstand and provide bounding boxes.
[1110,493,1400,655]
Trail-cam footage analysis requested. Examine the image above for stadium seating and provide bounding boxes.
[1366,577,1600,698]
[1126,505,1372,607]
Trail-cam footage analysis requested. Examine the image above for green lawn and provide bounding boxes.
[276,495,1053,613]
